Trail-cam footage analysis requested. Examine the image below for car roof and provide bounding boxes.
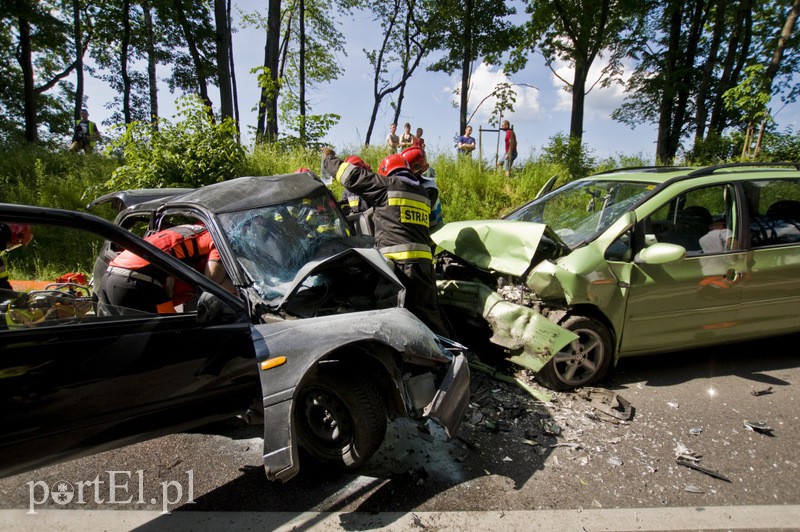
[157,173,329,214]
[586,162,800,186]
[87,188,196,211]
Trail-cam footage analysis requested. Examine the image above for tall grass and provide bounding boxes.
[0,142,645,280]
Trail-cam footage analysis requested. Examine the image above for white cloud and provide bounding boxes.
[550,54,632,118]
[445,63,542,125]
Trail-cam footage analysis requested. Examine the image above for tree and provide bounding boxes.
[511,0,643,143]
[2,1,81,143]
[426,0,518,134]
[362,0,429,145]
[214,0,234,119]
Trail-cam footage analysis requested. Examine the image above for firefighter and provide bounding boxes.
[0,223,33,291]
[99,224,234,314]
[322,147,447,336]
[401,147,444,231]
[340,156,370,214]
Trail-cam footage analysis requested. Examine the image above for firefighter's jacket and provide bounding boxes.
[110,224,220,277]
[324,155,432,262]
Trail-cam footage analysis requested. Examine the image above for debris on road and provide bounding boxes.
[675,442,731,482]
[689,427,703,435]
[684,485,705,494]
[743,420,775,435]
[751,386,774,397]
[676,457,732,482]
[580,388,634,422]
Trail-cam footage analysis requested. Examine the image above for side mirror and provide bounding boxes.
[197,291,238,324]
[634,242,686,265]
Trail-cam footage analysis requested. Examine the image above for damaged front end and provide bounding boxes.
[252,308,470,482]
[433,220,579,380]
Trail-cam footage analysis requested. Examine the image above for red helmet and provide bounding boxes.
[294,167,311,173]
[401,146,429,175]
[378,153,408,176]
[8,223,32,246]
[344,155,371,171]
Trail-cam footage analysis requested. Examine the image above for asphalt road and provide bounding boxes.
[1,333,798,530]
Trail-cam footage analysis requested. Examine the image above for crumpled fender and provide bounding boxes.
[251,307,452,482]
[437,279,577,371]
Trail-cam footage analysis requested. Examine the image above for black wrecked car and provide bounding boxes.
[0,172,469,481]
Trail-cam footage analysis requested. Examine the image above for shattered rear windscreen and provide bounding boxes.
[218,193,351,301]
[505,180,655,248]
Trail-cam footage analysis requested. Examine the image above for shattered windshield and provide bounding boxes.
[505,179,656,248]
[218,193,351,301]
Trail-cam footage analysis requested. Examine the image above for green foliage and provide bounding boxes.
[540,133,597,179]
[105,95,246,191]
[723,64,773,126]
[686,131,737,165]
[757,129,800,161]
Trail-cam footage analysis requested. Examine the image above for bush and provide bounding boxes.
[105,95,246,191]
[540,133,596,180]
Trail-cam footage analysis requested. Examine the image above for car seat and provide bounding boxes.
[766,200,800,224]
[662,206,712,252]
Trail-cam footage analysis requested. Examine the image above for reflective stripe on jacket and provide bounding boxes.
[327,157,432,262]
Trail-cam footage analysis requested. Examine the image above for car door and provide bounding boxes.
[738,176,800,336]
[0,207,258,478]
[619,183,748,354]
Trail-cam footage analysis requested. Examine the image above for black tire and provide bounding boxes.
[537,315,613,391]
[295,372,387,469]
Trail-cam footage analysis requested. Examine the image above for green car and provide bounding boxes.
[434,162,800,391]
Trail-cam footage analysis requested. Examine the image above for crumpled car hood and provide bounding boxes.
[274,245,405,310]
[432,220,555,276]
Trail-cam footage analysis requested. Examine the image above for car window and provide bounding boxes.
[0,221,214,330]
[742,178,800,247]
[644,184,739,257]
[506,180,655,249]
[218,193,351,301]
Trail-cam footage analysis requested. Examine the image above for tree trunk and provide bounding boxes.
[227,0,240,138]
[569,60,588,142]
[142,0,159,124]
[73,0,84,120]
[174,0,213,112]
[765,0,799,85]
[656,0,682,163]
[709,0,751,133]
[299,0,306,142]
[694,0,725,146]
[264,0,281,142]
[666,0,707,161]
[121,0,132,123]
[460,0,473,133]
[17,17,38,143]
[215,0,233,119]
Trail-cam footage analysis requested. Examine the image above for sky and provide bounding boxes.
[81,4,799,165]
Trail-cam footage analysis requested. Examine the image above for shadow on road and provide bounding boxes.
[609,332,798,390]
[136,373,555,529]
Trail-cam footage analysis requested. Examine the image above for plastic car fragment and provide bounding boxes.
[674,442,731,482]
[580,388,634,421]
[743,420,774,435]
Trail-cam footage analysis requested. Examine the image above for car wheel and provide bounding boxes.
[295,373,387,469]
[537,315,613,391]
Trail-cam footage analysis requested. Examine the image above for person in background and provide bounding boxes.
[322,146,447,336]
[412,127,426,151]
[497,120,517,177]
[385,123,400,153]
[457,125,476,156]
[400,123,415,150]
[0,223,33,291]
[69,109,103,154]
